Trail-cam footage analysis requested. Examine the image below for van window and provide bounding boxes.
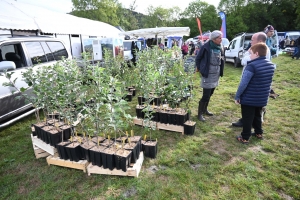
[229,40,236,50]
[47,41,68,60]
[123,41,132,51]
[24,42,48,64]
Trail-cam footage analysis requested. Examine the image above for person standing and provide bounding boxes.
[181,42,189,59]
[292,36,300,59]
[195,30,224,121]
[232,32,271,127]
[235,43,275,144]
[189,41,195,55]
[284,36,291,48]
[263,25,277,56]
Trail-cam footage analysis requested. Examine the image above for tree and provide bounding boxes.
[180,1,221,38]
[117,0,140,30]
[71,0,120,26]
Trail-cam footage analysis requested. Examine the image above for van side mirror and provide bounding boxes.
[0,61,16,72]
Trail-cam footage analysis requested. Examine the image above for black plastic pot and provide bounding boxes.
[60,125,73,140]
[129,136,141,158]
[175,112,187,126]
[184,121,196,135]
[65,142,82,162]
[141,140,147,152]
[33,122,45,139]
[137,96,146,105]
[57,141,71,160]
[124,92,133,102]
[167,111,176,125]
[130,88,136,96]
[150,97,161,106]
[41,125,53,144]
[102,148,115,170]
[48,129,62,147]
[151,110,159,122]
[80,142,96,162]
[144,140,158,159]
[159,111,168,124]
[136,106,144,119]
[114,149,132,172]
[90,145,106,166]
[124,142,138,163]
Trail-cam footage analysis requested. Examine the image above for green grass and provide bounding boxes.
[1,54,299,199]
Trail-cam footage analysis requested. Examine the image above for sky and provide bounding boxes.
[16,0,221,14]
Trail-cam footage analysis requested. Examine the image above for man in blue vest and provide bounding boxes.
[232,32,270,127]
[235,42,275,144]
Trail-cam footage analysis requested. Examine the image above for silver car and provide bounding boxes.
[0,36,71,128]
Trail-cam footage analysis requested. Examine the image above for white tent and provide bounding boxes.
[0,0,121,37]
[119,27,190,38]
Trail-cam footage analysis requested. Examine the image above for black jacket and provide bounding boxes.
[195,41,224,78]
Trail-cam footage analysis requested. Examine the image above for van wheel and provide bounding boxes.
[234,58,239,68]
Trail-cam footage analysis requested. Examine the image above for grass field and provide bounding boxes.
[0,54,299,200]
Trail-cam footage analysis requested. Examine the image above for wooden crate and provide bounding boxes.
[46,155,89,173]
[32,145,51,159]
[87,152,144,177]
[31,134,57,155]
[156,122,184,135]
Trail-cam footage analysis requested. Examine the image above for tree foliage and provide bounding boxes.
[69,0,300,40]
[71,0,120,26]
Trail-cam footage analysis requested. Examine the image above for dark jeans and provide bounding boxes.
[200,88,215,102]
[296,45,300,58]
[241,104,263,140]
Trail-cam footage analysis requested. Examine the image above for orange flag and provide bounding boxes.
[196,18,203,41]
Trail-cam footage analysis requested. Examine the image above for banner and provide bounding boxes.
[218,11,227,38]
[196,18,203,40]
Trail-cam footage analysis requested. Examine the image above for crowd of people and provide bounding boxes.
[279,35,300,59]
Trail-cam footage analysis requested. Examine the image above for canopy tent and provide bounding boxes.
[167,36,183,48]
[0,0,121,37]
[119,27,190,39]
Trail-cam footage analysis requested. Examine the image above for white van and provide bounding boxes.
[225,31,279,67]
[0,36,71,128]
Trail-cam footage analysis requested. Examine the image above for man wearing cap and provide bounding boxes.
[195,30,225,121]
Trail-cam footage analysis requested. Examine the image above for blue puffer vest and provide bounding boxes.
[240,57,275,107]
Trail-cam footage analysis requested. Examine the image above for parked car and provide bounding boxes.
[225,31,279,67]
[0,36,71,128]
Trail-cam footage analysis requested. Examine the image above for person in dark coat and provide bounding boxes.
[195,30,224,121]
[235,43,275,144]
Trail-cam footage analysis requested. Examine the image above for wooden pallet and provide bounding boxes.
[156,122,184,135]
[87,152,144,177]
[32,145,51,159]
[31,134,57,155]
[46,155,89,173]
[133,117,157,128]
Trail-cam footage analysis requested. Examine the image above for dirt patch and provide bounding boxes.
[208,139,233,160]
[105,187,122,198]
[224,157,240,166]
[122,187,137,198]
[280,191,294,200]
[146,165,167,174]
[247,146,267,154]
[190,163,201,170]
